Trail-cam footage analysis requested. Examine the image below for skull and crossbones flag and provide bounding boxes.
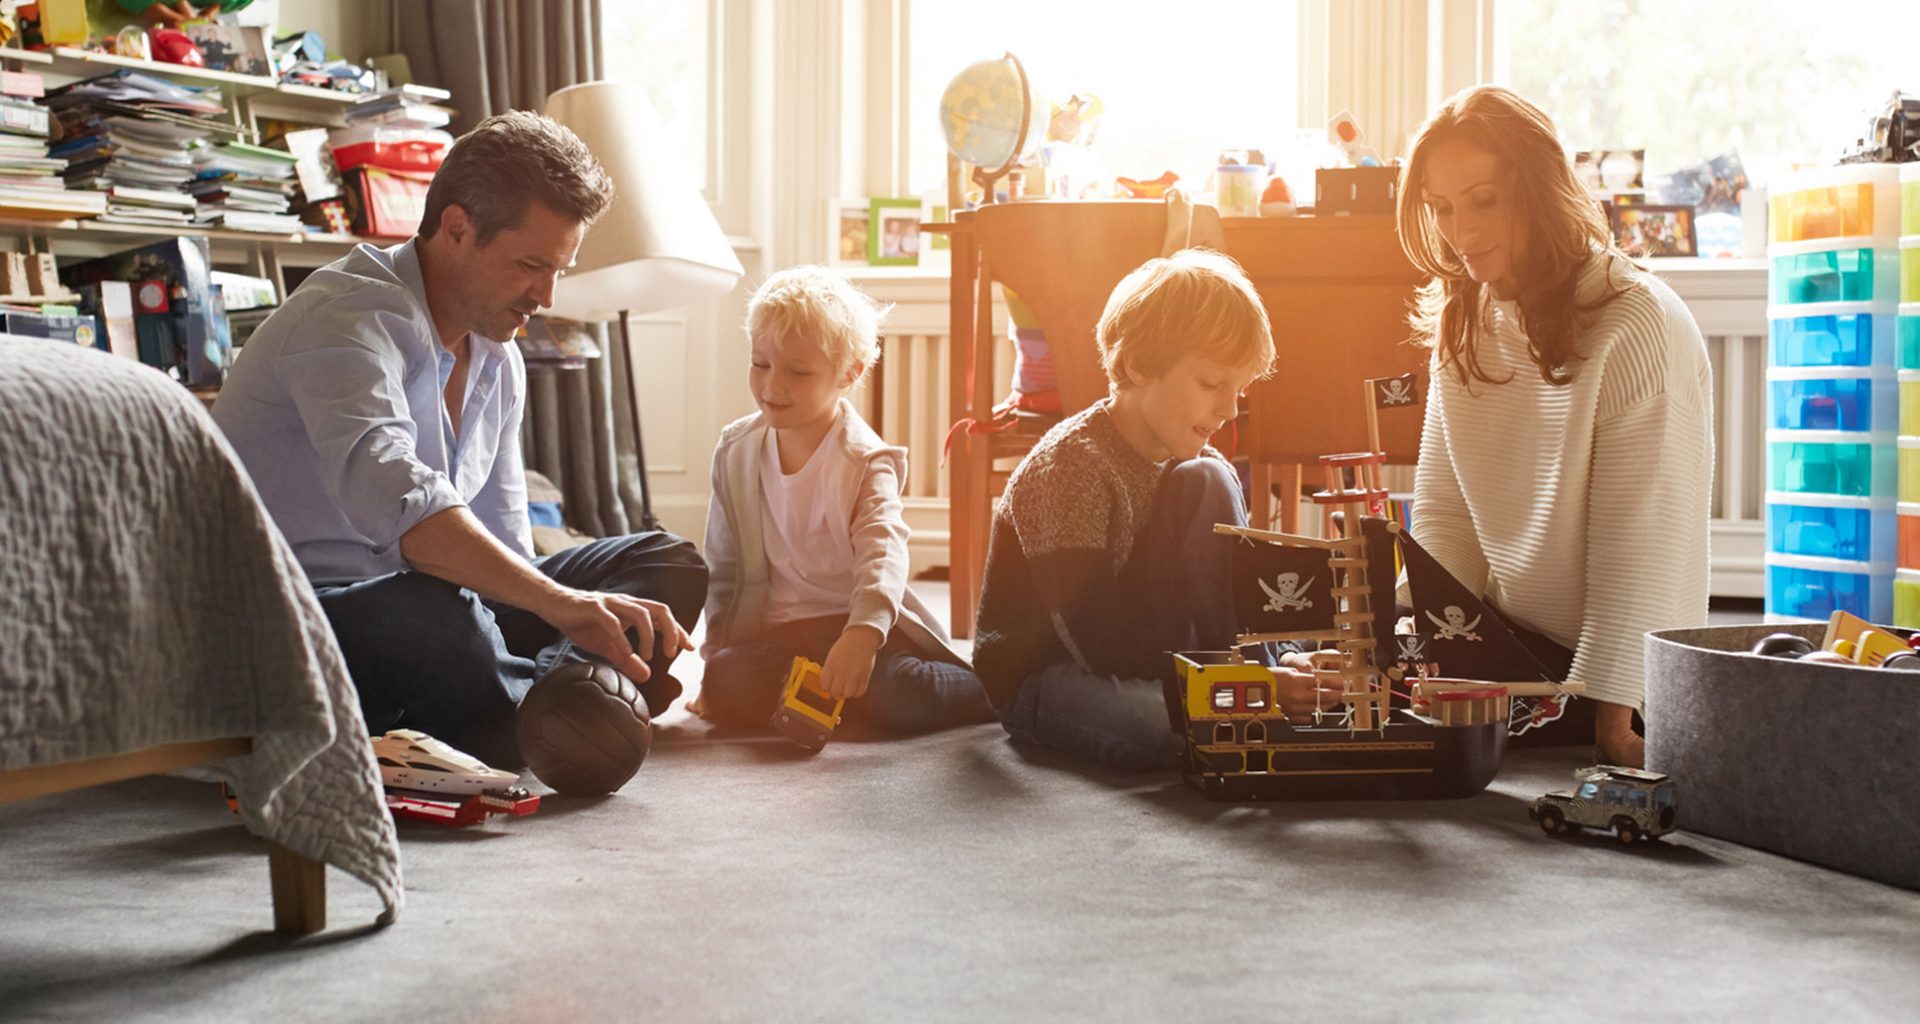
[1369,372,1421,409]
[1230,536,1338,637]
[1396,526,1559,683]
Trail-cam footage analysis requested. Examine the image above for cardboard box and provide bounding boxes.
[1316,166,1400,217]
[0,252,27,296]
[343,166,433,238]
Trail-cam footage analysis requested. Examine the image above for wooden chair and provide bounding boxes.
[1222,215,1428,531]
[945,200,1209,639]
[0,739,329,935]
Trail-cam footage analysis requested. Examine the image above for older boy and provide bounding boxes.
[972,249,1332,769]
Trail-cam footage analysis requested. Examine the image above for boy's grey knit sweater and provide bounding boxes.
[972,400,1194,707]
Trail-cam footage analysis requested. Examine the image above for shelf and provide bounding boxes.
[0,45,365,123]
[0,215,388,251]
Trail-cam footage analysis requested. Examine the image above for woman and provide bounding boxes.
[1396,85,1713,767]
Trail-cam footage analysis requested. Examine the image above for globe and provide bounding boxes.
[938,54,1035,172]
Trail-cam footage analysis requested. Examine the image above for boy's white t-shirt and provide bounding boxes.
[759,414,860,624]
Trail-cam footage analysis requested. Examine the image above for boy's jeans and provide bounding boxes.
[999,458,1247,770]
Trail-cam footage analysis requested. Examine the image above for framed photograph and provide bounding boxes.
[868,197,922,266]
[1609,203,1697,258]
[828,199,869,267]
[1574,149,1645,197]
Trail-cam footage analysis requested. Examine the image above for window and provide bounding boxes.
[600,0,710,188]
[1244,684,1269,711]
[1503,0,1918,187]
[1212,686,1237,711]
[908,0,1301,199]
[1577,781,1600,799]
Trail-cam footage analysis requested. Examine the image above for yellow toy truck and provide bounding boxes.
[770,656,844,752]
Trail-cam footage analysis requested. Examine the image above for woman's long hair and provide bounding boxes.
[1398,85,1629,387]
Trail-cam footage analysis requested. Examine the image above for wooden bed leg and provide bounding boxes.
[268,842,326,935]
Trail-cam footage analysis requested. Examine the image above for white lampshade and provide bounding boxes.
[544,81,743,321]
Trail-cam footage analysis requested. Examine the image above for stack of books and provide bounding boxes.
[46,70,241,223]
[344,83,454,130]
[191,142,302,234]
[0,70,106,219]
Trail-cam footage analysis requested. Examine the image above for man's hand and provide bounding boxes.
[1268,650,1348,718]
[820,626,883,700]
[541,589,689,685]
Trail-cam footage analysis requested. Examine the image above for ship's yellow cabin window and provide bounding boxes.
[1212,687,1235,710]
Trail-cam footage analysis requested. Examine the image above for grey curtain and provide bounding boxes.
[397,0,644,537]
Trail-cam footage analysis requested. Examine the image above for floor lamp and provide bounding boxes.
[545,81,744,531]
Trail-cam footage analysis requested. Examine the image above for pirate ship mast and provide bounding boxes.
[1169,376,1585,799]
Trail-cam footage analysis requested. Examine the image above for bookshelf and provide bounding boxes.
[0,44,407,309]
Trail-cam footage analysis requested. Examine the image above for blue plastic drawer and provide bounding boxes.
[1766,501,1894,562]
[1768,377,1890,432]
[1765,556,1893,622]
[1769,439,1889,497]
[1770,247,1889,305]
[1769,305,1890,367]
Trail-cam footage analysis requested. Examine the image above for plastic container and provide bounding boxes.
[327,125,453,173]
[1904,372,1920,435]
[1902,303,1920,370]
[1904,236,1920,304]
[1767,430,1896,498]
[1904,164,1920,236]
[1768,301,1894,368]
[1768,238,1898,306]
[1900,503,1920,567]
[1904,437,1920,503]
[1897,566,1920,628]
[1765,492,1896,562]
[1769,164,1901,244]
[1766,370,1893,432]
[1763,552,1893,623]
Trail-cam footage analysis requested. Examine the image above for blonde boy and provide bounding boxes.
[973,249,1329,769]
[698,267,993,734]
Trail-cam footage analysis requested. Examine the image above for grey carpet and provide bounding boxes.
[4,595,1916,1022]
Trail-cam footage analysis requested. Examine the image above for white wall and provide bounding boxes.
[252,0,391,64]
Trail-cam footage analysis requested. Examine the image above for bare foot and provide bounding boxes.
[1596,731,1645,769]
[1594,699,1645,768]
[685,694,709,719]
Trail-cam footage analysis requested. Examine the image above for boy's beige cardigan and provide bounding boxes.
[700,399,966,665]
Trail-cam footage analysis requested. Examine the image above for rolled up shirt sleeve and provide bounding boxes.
[278,311,465,553]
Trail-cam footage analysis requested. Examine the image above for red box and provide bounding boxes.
[331,138,447,174]
[345,166,434,239]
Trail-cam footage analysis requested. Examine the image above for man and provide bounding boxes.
[214,111,707,769]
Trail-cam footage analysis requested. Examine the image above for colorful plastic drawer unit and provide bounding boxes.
[1769,164,1900,244]
[1768,241,1895,306]
[1767,374,1891,433]
[1765,496,1894,563]
[1905,439,1920,504]
[1905,164,1920,236]
[1768,433,1892,498]
[1896,567,1920,629]
[1764,553,1892,623]
[1902,304,1920,370]
[1768,302,1893,368]
[1904,237,1920,304]
[1900,504,1920,568]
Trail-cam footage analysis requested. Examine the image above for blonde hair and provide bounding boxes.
[1097,248,1275,387]
[744,266,888,382]
[1399,85,1630,388]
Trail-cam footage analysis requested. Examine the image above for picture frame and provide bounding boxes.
[867,197,922,267]
[1609,203,1698,258]
[1574,149,1645,196]
[828,199,870,267]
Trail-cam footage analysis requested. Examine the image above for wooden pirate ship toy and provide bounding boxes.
[1169,375,1585,800]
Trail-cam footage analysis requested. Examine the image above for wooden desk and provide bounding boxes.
[1223,215,1428,530]
[945,204,1425,634]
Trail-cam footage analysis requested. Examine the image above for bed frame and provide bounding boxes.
[0,738,328,935]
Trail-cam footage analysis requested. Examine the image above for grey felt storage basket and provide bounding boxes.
[1645,622,1920,891]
